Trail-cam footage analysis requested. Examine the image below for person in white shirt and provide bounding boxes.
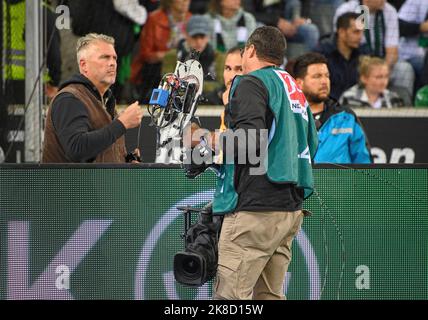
[398,0,428,90]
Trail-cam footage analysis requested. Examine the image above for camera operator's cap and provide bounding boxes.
[186,15,211,37]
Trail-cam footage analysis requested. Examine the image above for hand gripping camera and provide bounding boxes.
[173,202,222,287]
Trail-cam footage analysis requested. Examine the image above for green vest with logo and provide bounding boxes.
[212,66,318,215]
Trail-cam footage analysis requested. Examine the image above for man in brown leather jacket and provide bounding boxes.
[42,33,143,163]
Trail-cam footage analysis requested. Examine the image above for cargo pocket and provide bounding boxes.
[214,252,242,299]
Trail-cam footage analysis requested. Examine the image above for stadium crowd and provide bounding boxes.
[53,0,428,107]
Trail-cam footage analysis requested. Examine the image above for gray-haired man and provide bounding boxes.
[42,33,143,163]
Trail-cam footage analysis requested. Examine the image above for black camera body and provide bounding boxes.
[173,203,222,287]
[125,151,141,163]
[173,252,211,287]
[182,142,221,179]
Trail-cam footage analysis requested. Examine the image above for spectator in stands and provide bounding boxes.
[398,0,428,91]
[242,0,319,52]
[315,12,368,100]
[204,46,243,106]
[67,0,148,102]
[294,52,372,164]
[45,2,62,99]
[220,47,243,106]
[113,0,148,26]
[205,0,257,53]
[42,34,144,163]
[111,0,148,101]
[334,0,415,100]
[190,0,210,14]
[130,0,191,102]
[308,0,344,37]
[177,15,215,78]
[340,56,404,109]
[188,47,243,149]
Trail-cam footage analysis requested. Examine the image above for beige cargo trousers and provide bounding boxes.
[214,210,304,300]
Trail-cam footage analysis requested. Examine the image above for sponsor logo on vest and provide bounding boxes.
[274,70,309,121]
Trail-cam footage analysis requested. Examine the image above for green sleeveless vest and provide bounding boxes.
[212,66,318,215]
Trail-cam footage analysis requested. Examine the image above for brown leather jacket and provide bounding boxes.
[42,82,126,163]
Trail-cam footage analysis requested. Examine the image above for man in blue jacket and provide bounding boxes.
[294,52,372,164]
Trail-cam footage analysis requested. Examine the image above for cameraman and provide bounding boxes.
[210,26,318,300]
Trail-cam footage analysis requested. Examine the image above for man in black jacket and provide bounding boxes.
[315,12,368,100]
[242,0,319,51]
[42,33,143,163]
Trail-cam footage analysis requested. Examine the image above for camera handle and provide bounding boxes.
[176,206,204,247]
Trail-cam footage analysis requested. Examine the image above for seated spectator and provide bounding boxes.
[398,0,428,91]
[130,0,191,103]
[113,0,148,26]
[340,56,405,109]
[204,46,243,105]
[205,0,257,53]
[315,12,368,100]
[308,0,344,37]
[111,0,148,101]
[188,47,243,154]
[334,0,415,99]
[242,0,319,51]
[68,0,146,101]
[293,52,372,164]
[177,15,215,78]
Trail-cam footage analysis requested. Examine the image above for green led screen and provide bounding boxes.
[0,165,427,299]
